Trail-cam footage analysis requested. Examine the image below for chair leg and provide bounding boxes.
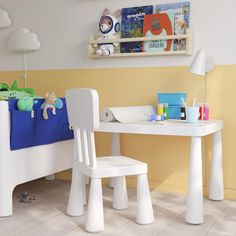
[86,178,104,233]
[136,174,154,224]
[67,160,85,216]
[112,176,128,209]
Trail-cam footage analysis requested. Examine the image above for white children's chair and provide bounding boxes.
[65,88,154,233]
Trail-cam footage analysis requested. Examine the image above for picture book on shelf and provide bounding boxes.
[156,2,190,51]
[143,13,175,52]
[121,5,153,53]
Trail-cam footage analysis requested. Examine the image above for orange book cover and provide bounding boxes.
[143,13,174,52]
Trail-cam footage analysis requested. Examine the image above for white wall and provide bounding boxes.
[0,0,236,71]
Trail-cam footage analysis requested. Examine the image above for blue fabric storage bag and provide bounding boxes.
[35,108,64,145]
[61,123,73,140]
[9,99,36,150]
[10,110,37,150]
[58,98,74,140]
[61,112,74,140]
[9,98,73,150]
[34,98,73,146]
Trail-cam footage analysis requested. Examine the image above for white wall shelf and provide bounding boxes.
[88,29,192,58]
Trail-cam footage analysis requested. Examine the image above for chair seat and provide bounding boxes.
[80,156,147,178]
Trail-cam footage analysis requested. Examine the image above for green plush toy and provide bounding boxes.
[0,83,9,91]
[10,80,35,97]
[17,97,35,111]
[0,91,33,100]
[0,80,36,100]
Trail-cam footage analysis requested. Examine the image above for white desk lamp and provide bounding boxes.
[8,28,41,87]
[0,8,12,29]
[189,49,215,103]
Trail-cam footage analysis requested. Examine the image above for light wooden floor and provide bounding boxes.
[1,179,236,236]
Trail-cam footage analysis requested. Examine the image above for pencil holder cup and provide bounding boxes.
[186,107,199,123]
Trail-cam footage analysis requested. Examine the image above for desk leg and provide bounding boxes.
[186,136,204,224]
[209,130,224,200]
[109,133,121,188]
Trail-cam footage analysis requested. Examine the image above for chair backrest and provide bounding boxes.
[66,88,99,168]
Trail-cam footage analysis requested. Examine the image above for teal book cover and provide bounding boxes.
[156,2,190,51]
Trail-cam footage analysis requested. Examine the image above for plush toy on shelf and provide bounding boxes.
[93,8,121,56]
[41,91,57,120]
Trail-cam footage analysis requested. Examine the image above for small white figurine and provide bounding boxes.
[94,8,121,56]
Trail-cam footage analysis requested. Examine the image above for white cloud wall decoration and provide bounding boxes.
[0,8,12,29]
[8,28,41,53]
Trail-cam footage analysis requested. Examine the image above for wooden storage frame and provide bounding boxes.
[88,29,192,58]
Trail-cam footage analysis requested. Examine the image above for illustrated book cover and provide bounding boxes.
[121,5,153,53]
[156,2,190,51]
[143,13,175,52]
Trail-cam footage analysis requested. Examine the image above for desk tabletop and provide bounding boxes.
[97,120,224,137]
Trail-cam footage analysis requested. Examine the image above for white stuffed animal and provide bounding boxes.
[94,8,121,56]
[41,91,57,120]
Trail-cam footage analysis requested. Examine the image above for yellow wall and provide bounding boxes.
[1,65,236,199]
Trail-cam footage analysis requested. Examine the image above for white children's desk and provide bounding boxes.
[97,120,224,225]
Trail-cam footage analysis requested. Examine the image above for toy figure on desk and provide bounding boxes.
[93,8,121,56]
[41,91,63,120]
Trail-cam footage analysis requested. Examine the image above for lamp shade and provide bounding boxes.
[189,49,215,76]
[8,28,41,53]
[0,8,12,29]
[189,50,207,76]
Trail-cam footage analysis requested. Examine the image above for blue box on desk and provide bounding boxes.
[157,93,187,119]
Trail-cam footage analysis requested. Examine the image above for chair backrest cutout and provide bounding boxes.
[66,88,99,168]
